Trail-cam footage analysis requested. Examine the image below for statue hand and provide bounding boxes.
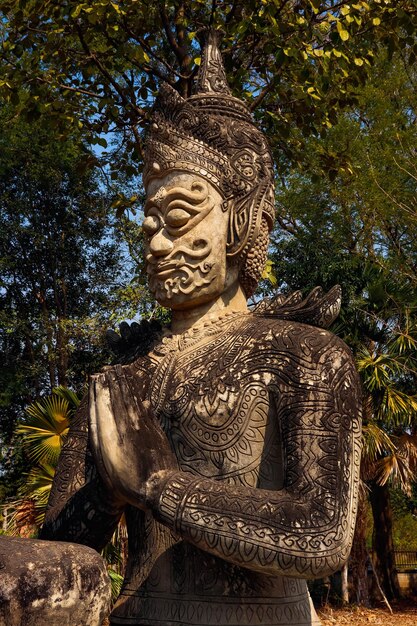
[89,365,177,510]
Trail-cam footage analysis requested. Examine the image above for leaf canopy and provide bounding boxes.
[1,0,415,177]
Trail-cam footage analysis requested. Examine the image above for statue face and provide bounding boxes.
[144,172,234,309]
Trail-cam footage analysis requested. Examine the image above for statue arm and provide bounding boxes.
[40,395,124,551]
[148,338,362,579]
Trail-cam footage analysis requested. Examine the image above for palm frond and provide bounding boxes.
[396,433,417,456]
[24,394,69,429]
[17,393,73,465]
[6,499,37,537]
[53,385,81,409]
[108,569,124,602]
[102,516,128,603]
[6,464,56,533]
[390,311,417,355]
[377,387,417,426]
[374,453,414,494]
[362,422,396,462]
[392,330,417,356]
[356,349,399,392]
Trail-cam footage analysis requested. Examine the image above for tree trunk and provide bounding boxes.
[341,562,349,605]
[38,294,57,390]
[349,486,371,606]
[369,482,401,601]
[56,319,68,387]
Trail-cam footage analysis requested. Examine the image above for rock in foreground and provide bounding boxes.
[0,537,111,626]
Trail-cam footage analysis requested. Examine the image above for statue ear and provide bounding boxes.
[226,193,259,259]
[226,184,273,259]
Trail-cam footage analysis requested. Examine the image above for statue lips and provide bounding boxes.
[148,259,181,279]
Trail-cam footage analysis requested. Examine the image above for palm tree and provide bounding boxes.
[333,268,417,603]
[357,317,417,601]
[6,386,80,534]
[5,385,126,600]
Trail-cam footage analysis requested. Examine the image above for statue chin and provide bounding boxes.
[149,274,223,310]
[147,254,229,310]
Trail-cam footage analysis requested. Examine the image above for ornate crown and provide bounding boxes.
[143,30,275,263]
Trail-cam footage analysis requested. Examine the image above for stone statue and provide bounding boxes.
[41,31,362,626]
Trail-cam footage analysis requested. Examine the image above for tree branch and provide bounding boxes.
[75,24,146,120]
[249,81,275,111]
[159,1,183,65]
[35,77,102,100]
[122,25,182,80]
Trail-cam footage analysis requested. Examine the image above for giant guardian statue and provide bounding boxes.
[42,31,362,626]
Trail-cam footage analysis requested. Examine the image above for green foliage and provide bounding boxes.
[270,48,417,342]
[271,45,417,294]
[16,386,80,466]
[391,486,417,518]
[102,520,128,601]
[0,1,415,181]
[0,107,142,500]
[9,463,56,531]
[0,99,164,504]
[390,482,417,552]
[4,387,80,533]
[392,512,417,551]
[108,568,124,602]
[0,109,120,394]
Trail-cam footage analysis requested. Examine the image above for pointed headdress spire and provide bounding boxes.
[194,29,232,96]
[187,28,252,122]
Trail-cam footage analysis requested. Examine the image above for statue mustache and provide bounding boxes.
[160,261,214,297]
[147,239,214,298]
[149,259,214,298]
[146,240,212,275]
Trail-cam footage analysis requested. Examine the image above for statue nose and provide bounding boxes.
[149,230,174,257]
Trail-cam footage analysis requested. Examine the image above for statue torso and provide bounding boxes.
[150,311,284,489]
[111,311,325,625]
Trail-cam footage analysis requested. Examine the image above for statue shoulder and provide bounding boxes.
[252,285,341,329]
[247,287,355,368]
[248,315,349,355]
[106,319,164,365]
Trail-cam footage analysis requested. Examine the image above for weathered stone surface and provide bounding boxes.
[39,29,362,626]
[0,537,111,626]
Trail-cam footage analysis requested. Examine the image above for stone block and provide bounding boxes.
[0,537,111,626]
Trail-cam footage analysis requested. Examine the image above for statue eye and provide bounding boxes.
[165,208,190,228]
[143,215,160,235]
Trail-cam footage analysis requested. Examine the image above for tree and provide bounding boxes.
[358,289,417,602]
[0,109,133,499]
[6,387,80,533]
[268,49,417,603]
[0,1,415,188]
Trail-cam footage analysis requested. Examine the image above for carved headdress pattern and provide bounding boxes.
[144,30,276,297]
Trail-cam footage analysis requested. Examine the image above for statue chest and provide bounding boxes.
[144,319,284,488]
